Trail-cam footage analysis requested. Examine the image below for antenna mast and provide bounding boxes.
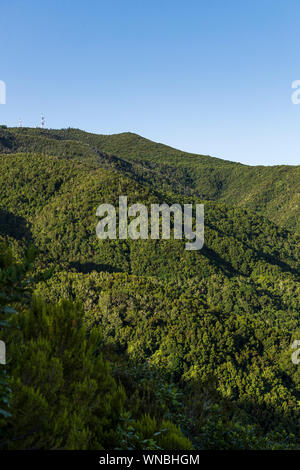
[19,118,22,128]
[41,113,45,129]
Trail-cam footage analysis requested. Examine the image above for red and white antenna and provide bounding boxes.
[19,118,22,128]
[41,113,45,129]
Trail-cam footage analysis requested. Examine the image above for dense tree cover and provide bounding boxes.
[0,244,298,449]
[0,153,298,280]
[0,243,192,450]
[0,128,299,449]
[1,127,299,232]
[35,270,300,437]
[0,241,35,437]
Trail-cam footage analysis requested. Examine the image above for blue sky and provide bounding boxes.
[0,0,300,165]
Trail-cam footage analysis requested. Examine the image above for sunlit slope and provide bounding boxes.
[0,147,299,442]
[0,153,298,283]
[1,126,299,233]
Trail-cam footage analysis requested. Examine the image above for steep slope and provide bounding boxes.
[53,128,299,233]
[1,126,299,233]
[0,153,298,280]
[0,138,299,448]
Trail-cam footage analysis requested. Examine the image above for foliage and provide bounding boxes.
[1,127,299,232]
[0,126,299,449]
[0,242,34,432]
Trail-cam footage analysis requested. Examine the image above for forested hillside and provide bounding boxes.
[0,126,299,450]
[1,126,299,232]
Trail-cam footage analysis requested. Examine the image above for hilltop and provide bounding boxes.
[1,126,299,233]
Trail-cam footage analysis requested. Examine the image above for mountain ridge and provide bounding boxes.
[1,126,299,233]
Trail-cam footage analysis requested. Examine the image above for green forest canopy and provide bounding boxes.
[0,126,299,449]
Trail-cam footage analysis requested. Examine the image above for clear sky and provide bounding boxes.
[0,0,300,165]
